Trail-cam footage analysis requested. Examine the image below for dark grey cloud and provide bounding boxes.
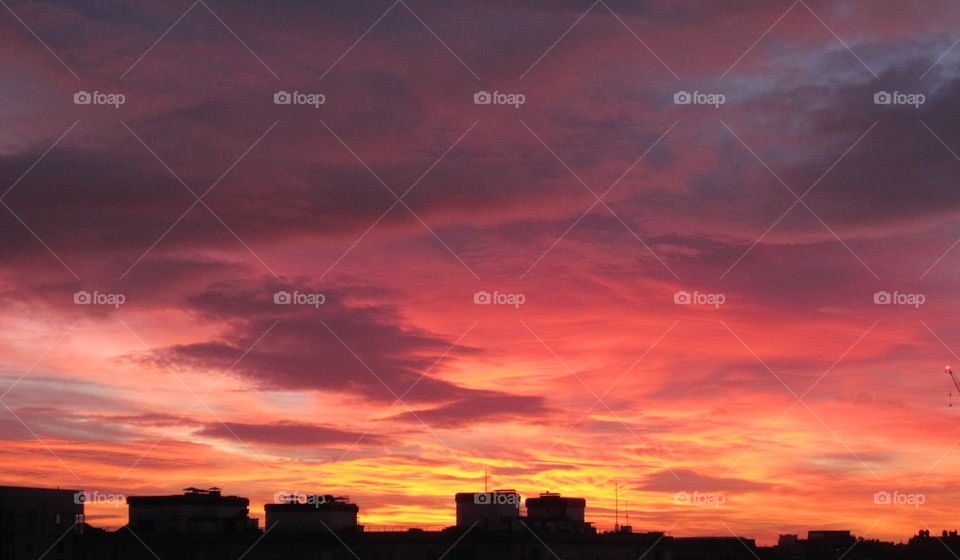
[146,279,550,427]
[638,468,773,493]
[196,420,392,447]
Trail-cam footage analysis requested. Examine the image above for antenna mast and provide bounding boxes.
[948,367,960,407]
[615,480,619,532]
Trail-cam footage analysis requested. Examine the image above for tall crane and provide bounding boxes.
[948,367,960,407]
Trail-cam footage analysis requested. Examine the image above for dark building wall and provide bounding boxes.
[525,495,586,523]
[672,537,758,560]
[455,492,520,530]
[126,489,257,534]
[80,528,675,560]
[0,485,83,560]
[265,496,359,532]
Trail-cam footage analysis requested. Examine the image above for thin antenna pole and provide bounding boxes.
[615,480,619,532]
[948,367,957,407]
[484,469,488,493]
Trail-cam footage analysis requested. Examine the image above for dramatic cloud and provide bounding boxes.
[3,0,960,544]
[147,280,549,427]
[196,421,393,447]
[638,469,774,494]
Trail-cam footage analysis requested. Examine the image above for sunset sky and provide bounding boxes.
[3,0,960,546]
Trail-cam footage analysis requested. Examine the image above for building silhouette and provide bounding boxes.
[126,487,259,535]
[2,482,960,559]
[265,494,360,533]
[455,490,520,530]
[525,492,592,535]
[671,536,757,560]
[0,485,83,560]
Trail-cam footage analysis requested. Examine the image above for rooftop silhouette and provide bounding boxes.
[2,483,958,560]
